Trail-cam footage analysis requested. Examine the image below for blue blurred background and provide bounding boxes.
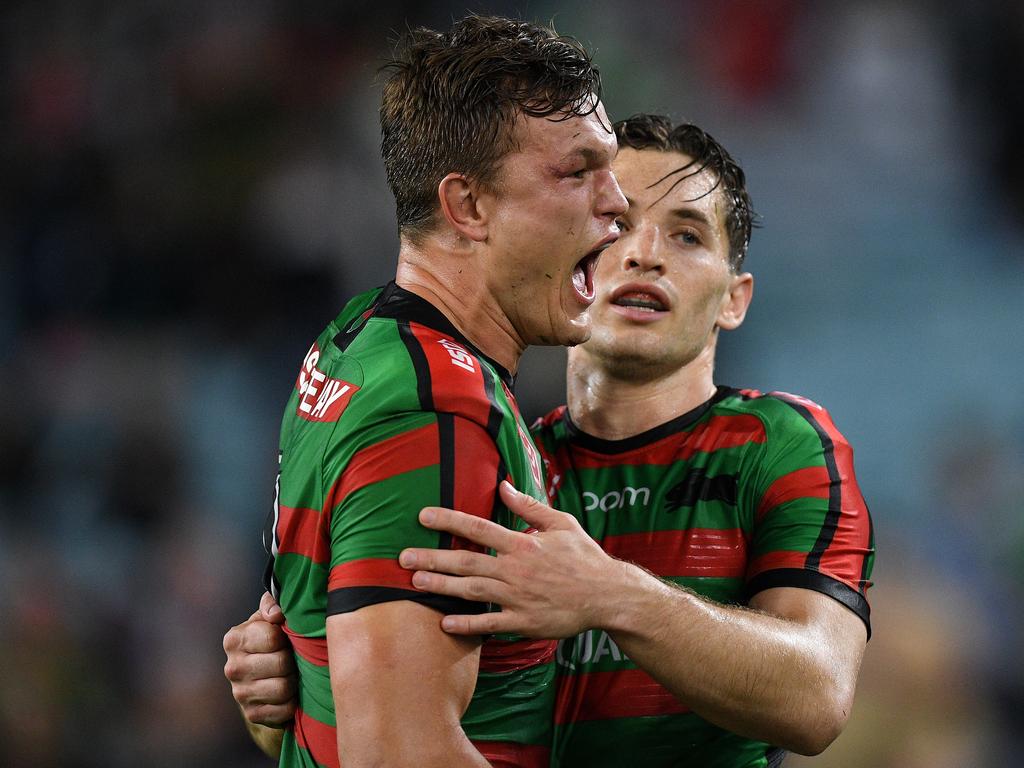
[2,1,1022,765]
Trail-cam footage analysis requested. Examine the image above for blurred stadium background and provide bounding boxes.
[2,1,1023,765]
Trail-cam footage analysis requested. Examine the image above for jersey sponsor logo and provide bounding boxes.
[517,422,544,491]
[556,629,628,670]
[582,486,651,512]
[295,343,359,423]
[438,338,476,373]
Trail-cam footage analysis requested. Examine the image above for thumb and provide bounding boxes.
[259,591,285,624]
[499,480,564,531]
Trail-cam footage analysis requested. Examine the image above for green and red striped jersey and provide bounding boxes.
[531,386,874,768]
[264,283,555,768]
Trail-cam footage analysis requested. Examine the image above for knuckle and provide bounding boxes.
[466,579,485,601]
[467,515,488,538]
[222,628,240,653]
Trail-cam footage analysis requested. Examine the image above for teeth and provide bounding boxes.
[615,296,664,311]
[573,265,587,294]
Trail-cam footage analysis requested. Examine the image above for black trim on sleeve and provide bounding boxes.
[744,568,871,639]
[766,747,788,768]
[327,587,488,617]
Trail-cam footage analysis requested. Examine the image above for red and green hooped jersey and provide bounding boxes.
[264,283,555,768]
[531,386,875,768]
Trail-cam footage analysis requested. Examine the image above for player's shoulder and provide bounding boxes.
[715,387,849,444]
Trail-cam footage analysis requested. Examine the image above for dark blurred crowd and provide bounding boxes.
[2,1,1023,766]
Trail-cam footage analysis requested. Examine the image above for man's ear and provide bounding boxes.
[438,173,488,242]
[717,272,754,331]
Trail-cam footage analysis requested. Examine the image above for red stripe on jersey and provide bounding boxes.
[747,550,812,577]
[409,323,492,427]
[756,466,832,521]
[451,417,500,554]
[554,668,689,723]
[568,414,766,469]
[479,637,557,674]
[276,505,329,565]
[328,558,413,591]
[283,624,329,667]
[333,422,440,503]
[474,741,550,768]
[293,707,339,768]
[601,528,748,578]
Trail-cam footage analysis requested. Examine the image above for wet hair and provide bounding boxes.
[614,114,758,271]
[380,15,603,243]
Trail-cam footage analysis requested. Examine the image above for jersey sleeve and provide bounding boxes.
[324,410,501,617]
[744,395,875,636]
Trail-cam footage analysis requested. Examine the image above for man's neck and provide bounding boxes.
[566,346,718,441]
[395,238,527,374]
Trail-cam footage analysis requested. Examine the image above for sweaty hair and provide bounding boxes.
[614,114,757,271]
[380,15,603,242]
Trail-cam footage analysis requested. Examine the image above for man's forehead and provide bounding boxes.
[614,148,722,208]
[517,101,616,154]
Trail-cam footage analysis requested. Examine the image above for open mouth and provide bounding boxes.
[572,251,600,303]
[612,291,667,312]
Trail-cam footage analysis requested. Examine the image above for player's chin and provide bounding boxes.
[553,305,593,347]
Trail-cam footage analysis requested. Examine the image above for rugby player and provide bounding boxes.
[242,15,625,768]
[227,115,874,767]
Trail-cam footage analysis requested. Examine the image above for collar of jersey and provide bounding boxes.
[373,281,516,390]
[562,385,736,454]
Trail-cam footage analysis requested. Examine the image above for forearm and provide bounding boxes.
[598,561,855,754]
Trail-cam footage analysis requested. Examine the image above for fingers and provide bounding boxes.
[242,701,297,728]
[498,481,566,531]
[240,618,290,654]
[259,591,285,623]
[409,570,508,605]
[235,675,299,726]
[439,611,513,636]
[419,506,520,550]
[399,547,499,577]
[225,646,296,682]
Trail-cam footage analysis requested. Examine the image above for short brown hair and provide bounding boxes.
[380,15,603,242]
[614,114,758,271]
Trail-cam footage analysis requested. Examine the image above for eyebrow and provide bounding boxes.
[561,146,614,166]
[667,207,714,227]
[623,197,715,228]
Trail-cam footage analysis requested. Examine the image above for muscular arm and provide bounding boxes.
[596,565,866,755]
[328,600,489,767]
